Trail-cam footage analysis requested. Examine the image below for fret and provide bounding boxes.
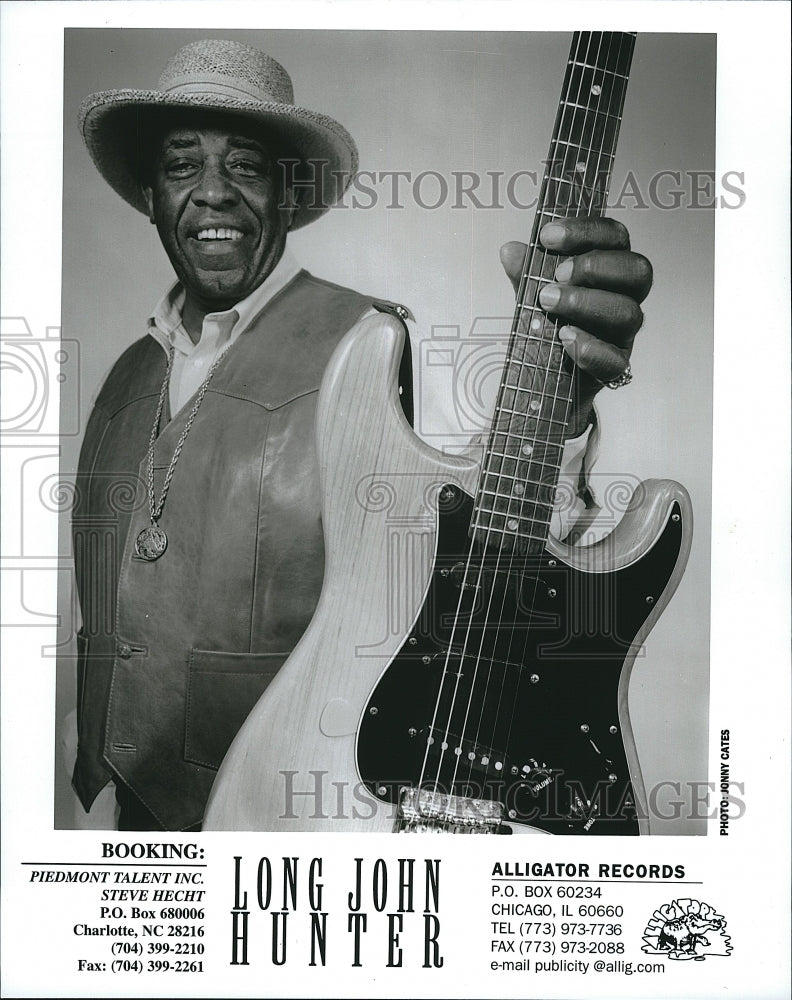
[500,372,568,389]
[498,406,569,426]
[543,173,610,202]
[483,458,559,482]
[471,522,550,544]
[510,328,559,346]
[481,473,559,494]
[483,470,561,492]
[501,367,567,383]
[485,446,563,462]
[500,352,567,372]
[489,430,564,458]
[545,154,612,181]
[563,62,629,110]
[481,461,562,479]
[551,138,615,159]
[545,170,610,192]
[475,509,555,528]
[494,405,568,424]
[515,284,557,296]
[477,487,555,509]
[544,156,612,197]
[555,102,623,135]
[474,503,551,528]
[489,432,569,454]
[560,98,623,121]
[497,393,569,414]
[484,447,564,467]
[472,521,553,545]
[487,437,564,455]
[568,60,628,80]
[488,438,569,461]
[501,382,565,399]
[499,375,568,394]
[503,356,560,372]
[517,277,552,291]
[502,354,567,372]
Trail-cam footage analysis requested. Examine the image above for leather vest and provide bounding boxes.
[72,270,411,830]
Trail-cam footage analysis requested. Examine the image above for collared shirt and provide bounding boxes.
[148,248,303,414]
[146,249,597,538]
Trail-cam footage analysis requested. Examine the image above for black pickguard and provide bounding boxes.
[358,486,684,835]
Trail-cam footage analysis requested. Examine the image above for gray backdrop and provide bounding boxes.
[57,29,715,832]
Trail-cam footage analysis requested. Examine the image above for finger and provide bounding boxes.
[538,283,643,343]
[558,326,631,383]
[500,240,528,294]
[554,250,653,303]
[540,217,631,254]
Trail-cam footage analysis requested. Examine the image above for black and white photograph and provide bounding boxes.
[56,26,714,836]
[1,2,789,998]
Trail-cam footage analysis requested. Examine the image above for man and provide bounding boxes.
[72,38,651,831]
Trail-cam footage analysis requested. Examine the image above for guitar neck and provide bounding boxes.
[473,31,636,553]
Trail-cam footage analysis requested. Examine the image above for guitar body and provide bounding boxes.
[205,315,692,833]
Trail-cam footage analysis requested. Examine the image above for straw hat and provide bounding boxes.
[79,38,358,229]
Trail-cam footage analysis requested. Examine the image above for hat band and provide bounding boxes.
[161,73,293,106]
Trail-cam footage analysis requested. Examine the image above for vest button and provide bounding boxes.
[117,643,132,659]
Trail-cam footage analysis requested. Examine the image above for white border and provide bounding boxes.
[2,3,790,998]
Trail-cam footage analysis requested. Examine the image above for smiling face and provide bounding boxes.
[142,112,295,317]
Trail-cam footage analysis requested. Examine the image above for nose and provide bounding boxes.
[190,158,239,209]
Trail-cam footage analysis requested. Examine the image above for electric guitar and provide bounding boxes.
[205,31,692,835]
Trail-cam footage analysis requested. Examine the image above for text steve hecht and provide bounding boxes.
[231,856,443,968]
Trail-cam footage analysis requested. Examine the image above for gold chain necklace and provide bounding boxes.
[135,343,231,561]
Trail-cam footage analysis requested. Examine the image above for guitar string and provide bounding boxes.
[418,33,636,828]
[455,30,614,798]
[479,31,633,811]
[417,29,599,816]
[415,31,592,813]
[450,30,618,804]
[415,31,635,824]
[483,31,635,816]
[448,30,596,799]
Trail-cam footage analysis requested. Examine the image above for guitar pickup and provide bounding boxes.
[426,728,507,780]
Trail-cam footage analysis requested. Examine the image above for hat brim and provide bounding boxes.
[79,89,359,230]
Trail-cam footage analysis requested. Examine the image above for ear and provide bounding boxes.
[141,183,156,224]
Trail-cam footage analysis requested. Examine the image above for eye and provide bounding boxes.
[164,159,199,179]
[229,155,270,177]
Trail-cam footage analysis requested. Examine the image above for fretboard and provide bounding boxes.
[473,31,636,553]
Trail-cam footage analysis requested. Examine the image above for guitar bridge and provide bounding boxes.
[394,787,504,834]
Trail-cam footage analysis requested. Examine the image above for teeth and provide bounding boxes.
[196,228,243,241]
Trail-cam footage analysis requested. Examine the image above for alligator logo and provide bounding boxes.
[642,898,732,962]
